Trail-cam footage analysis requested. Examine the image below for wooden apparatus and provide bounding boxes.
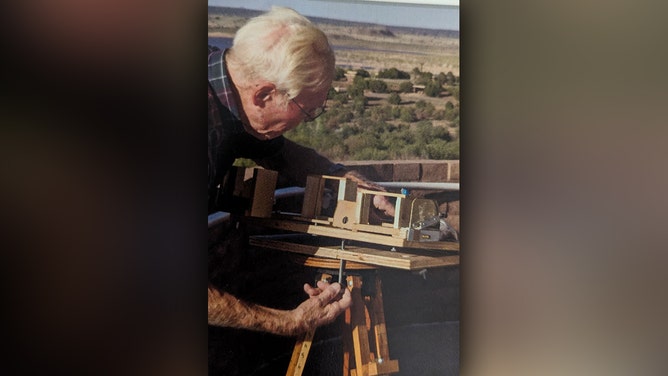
[244,171,459,252]
[237,169,459,376]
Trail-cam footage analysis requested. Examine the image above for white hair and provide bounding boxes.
[229,6,335,99]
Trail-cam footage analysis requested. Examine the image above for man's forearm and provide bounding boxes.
[208,286,302,336]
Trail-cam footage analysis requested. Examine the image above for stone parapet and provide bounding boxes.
[342,160,459,183]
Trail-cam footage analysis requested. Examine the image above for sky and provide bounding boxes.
[208,0,459,31]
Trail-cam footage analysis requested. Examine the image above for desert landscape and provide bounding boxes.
[208,6,459,76]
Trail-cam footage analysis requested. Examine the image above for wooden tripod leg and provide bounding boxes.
[342,305,352,376]
[348,275,372,376]
[367,274,399,375]
[286,329,316,376]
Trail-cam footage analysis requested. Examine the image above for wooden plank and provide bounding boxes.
[352,223,405,237]
[357,191,371,225]
[285,329,315,376]
[301,175,325,218]
[246,217,460,252]
[250,169,278,218]
[369,277,391,362]
[248,237,459,270]
[342,308,354,376]
[349,276,371,376]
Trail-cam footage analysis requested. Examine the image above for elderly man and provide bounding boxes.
[208,6,396,337]
[207,7,398,373]
[208,5,350,336]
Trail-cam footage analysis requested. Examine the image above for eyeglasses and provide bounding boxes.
[290,97,327,122]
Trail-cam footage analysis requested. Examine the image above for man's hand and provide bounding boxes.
[343,170,396,217]
[291,280,352,334]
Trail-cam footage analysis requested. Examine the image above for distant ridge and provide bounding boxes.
[208,6,459,38]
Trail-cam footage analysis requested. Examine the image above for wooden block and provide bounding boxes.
[301,175,325,218]
[231,166,250,198]
[249,169,278,218]
[333,200,358,230]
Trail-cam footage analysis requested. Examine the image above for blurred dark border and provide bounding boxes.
[461,1,668,374]
[1,1,207,374]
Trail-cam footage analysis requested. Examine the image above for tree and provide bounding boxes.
[355,69,370,78]
[367,79,388,93]
[377,67,410,79]
[398,81,413,93]
[448,86,460,101]
[352,97,366,116]
[445,71,456,85]
[334,67,347,80]
[414,71,433,86]
[388,92,401,105]
[349,76,366,98]
[399,107,416,122]
[435,72,448,86]
[424,81,442,97]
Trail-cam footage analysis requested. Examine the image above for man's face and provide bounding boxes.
[247,86,329,140]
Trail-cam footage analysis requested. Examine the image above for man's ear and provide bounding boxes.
[252,83,277,107]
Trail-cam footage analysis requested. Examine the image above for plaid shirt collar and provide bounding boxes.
[208,48,241,120]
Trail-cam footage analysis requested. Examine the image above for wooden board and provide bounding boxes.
[246,216,460,252]
[249,237,459,270]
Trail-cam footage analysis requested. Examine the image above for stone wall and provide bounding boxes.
[341,159,459,183]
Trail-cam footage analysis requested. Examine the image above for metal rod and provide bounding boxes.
[273,182,459,201]
[274,186,306,199]
[338,240,346,286]
[376,181,459,191]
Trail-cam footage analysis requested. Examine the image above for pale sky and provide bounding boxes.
[208,0,459,31]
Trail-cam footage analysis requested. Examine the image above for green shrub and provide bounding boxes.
[377,67,410,79]
[355,69,370,78]
[334,67,347,80]
[399,107,417,122]
[398,81,413,93]
[367,79,388,93]
[388,92,401,105]
[424,82,443,97]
